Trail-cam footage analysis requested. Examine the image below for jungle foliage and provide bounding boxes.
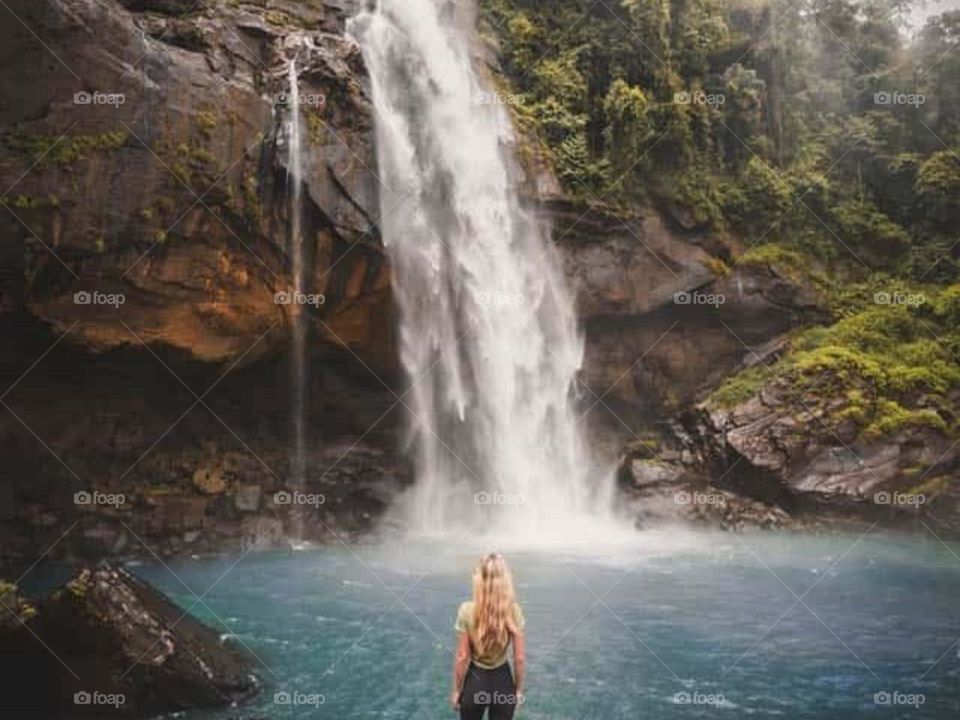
[481,0,960,436]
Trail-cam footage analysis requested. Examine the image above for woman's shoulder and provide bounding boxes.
[512,601,526,629]
[454,600,474,628]
[457,600,474,621]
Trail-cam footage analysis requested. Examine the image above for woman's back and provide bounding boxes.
[451,554,526,720]
[455,600,525,669]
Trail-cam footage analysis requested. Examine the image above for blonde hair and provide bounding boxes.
[471,553,518,658]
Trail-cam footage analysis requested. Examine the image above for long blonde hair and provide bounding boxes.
[472,553,518,657]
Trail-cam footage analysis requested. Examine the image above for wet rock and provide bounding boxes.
[624,459,683,487]
[0,564,258,717]
[685,487,794,531]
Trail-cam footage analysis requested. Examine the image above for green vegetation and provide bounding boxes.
[708,364,772,409]
[483,0,960,442]
[306,113,327,146]
[66,576,88,600]
[1,580,38,620]
[482,0,959,275]
[196,110,219,136]
[5,131,127,167]
[264,9,313,29]
[3,194,60,210]
[708,290,960,437]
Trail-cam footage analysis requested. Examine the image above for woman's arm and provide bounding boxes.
[450,630,470,710]
[513,630,526,697]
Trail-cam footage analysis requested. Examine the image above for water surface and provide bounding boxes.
[128,530,960,719]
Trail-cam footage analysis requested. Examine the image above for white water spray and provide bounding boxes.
[349,1,620,543]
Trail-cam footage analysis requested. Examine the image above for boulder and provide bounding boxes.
[0,564,258,717]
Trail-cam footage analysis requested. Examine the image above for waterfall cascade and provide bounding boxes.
[285,59,307,526]
[349,0,619,541]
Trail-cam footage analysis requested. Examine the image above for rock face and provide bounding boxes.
[549,200,838,530]
[0,564,257,717]
[0,0,408,567]
[676,378,960,532]
[1,0,390,365]
[555,203,821,444]
[616,454,795,530]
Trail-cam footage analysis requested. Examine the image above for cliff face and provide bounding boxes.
[2,0,390,365]
[0,0,403,566]
[558,207,820,425]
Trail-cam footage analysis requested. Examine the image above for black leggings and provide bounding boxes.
[459,662,518,720]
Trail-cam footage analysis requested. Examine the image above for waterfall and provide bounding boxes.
[349,0,616,541]
[285,59,307,525]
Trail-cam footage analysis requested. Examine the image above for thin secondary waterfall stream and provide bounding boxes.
[285,59,307,537]
[348,1,616,541]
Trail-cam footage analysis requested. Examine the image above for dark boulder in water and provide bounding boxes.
[0,564,258,717]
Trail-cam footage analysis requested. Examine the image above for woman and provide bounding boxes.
[450,553,526,719]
